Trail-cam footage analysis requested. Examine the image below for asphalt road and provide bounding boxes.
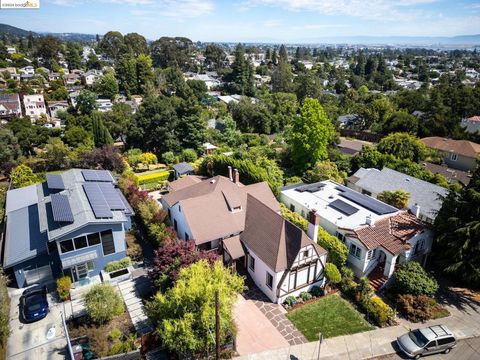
[372,336,480,360]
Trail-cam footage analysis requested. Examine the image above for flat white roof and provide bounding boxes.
[281,180,399,230]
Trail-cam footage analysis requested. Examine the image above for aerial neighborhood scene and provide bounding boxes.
[1,0,480,359]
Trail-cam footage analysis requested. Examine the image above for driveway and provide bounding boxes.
[234,294,289,356]
[6,285,67,360]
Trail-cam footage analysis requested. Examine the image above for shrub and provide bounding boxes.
[108,328,122,341]
[105,257,131,273]
[161,151,176,165]
[56,276,72,301]
[392,262,438,297]
[363,296,395,327]
[309,286,323,297]
[182,148,197,162]
[317,228,348,268]
[396,294,442,322]
[284,296,296,307]
[325,263,342,285]
[125,231,142,261]
[300,292,313,301]
[279,203,307,231]
[137,171,171,185]
[0,269,10,358]
[84,284,125,324]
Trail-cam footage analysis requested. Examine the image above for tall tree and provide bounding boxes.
[66,42,82,70]
[35,35,61,69]
[95,72,119,100]
[150,37,193,70]
[0,128,21,164]
[434,162,480,287]
[279,44,288,63]
[92,115,113,147]
[288,98,336,171]
[76,89,97,115]
[99,31,125,60]
[204,43,225,70]
[136,54,154,94]
[124,32,148,56]
[377,132,426,163]
[271,60,293,93]
[227,44,255,96]
[116,53,138,96]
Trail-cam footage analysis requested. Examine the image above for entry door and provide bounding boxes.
[76,263,89,280]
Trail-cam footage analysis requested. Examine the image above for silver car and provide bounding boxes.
[397,325,456,359]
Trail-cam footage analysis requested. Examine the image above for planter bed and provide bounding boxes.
[101,267,132,284]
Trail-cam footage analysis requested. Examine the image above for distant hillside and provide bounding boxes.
[0,23,36,37]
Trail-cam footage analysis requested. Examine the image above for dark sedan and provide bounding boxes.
[20,285,49,323]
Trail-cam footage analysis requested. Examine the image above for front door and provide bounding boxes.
[71,263,89,282]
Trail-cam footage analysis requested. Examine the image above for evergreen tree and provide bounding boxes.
[227,44,255,96]
[92,116,113,147]
[279,44,288,63]
[433,162,480,287]
[272,58,293,93]
[272,49,278,65]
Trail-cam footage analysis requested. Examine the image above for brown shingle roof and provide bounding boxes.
[223,235,245,260]
[163,176,280,245]
[168,175,205,192]
[421,137,480,159]
[241,195,326,272]
[348,211,426,255]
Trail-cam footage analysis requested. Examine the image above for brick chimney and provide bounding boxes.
[307,209,320,242]
[233,168,240,184]
[228,166,233,181]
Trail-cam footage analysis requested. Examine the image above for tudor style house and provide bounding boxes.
[241,195,327,304]
[280,180,433,284]
[2,169,133,288]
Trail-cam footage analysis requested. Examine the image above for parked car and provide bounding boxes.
[397,325,456,359]
[20,285,49,323]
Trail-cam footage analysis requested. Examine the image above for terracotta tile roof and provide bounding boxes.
[241,195,326,272]
[162,176,280,245]
[467,115,480,122]
[348,211,426,255]
[421,136,480,159]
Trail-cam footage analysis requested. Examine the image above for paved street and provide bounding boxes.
[6,285,67,360]
[372,337,480,360]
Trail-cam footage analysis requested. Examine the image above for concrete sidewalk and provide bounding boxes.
[235,288,480,360]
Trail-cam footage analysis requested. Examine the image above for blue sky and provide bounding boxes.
[1,0,480,42]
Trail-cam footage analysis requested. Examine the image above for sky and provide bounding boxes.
[1,0,480,43]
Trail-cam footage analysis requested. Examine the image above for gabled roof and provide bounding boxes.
[162,176,280,244]
[421,136,480,159]
[168,175,205,192]
[347,211,427,255]
[241,195,326,272]
[351,167,449,219]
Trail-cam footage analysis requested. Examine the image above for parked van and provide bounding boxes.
[397,325,456,359]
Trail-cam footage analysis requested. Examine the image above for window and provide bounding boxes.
[167,209,171,218]
[87,233,101,246]
[349,244,362,259]
[74,236,88,250]
[174,219,178,232]
[301,210,305,217]
[249,255,255,271]
[437,337,455,346]
[336,231,346,243]
[367,249,376,260]
[185,233,189,240]
[303,250,309,258]
[414,239,425,255]
[60,239,74,253]
[100,230,115,255]
[450,153,458,161]
[178,205,181,212]
[87,261,95,271]
[290,204,295,212]
[266,272,273,289]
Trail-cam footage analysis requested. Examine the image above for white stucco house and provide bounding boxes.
[23,94,47,122]
[280,181,433,286]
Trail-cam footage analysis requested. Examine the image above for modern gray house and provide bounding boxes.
[2,169,133,288]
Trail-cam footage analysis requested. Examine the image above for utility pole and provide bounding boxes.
[215,289,220,360]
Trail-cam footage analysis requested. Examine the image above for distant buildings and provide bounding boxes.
[0,93,22,121]
[421,137,480,172]
[461,115,480,134]
[23,94,47,122]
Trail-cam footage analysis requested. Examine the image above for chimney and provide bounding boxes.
[228,166,233,181]
[307,209,320,242]
[366,215,373,226]
[411,203,421,218]
[233,168,240,184]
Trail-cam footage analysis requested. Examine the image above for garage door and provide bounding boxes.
[24,265,53,286]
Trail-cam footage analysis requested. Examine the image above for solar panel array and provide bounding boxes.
[83,183,113,218]
[336,185,397,215]
[83,182,127,218]
[328,199,359,216]
[295,182,326,193]
[81,169,114,182]
[51,193,74,222]
[46,174,65,190]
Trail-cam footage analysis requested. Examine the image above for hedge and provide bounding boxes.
[280,203,307,231]
[105,257,132,273]
[137,171,171,185]
[317,228,348,268]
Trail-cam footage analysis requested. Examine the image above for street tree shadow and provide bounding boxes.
[435,276,480,313]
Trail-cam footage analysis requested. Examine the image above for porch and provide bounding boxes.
[366,248,400,291]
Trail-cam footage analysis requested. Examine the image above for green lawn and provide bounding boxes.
[286,294,374,340]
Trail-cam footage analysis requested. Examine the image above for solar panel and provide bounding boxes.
[336,185,397,215]
[81,169,114,182]
[51,193,74,222]
[98,183,126,210]
[328,199,359,216]
[295,182,325,193]
[83,183,113,218]
[47,174,65,190]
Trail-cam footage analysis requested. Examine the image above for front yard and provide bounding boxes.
[286,294,374,340]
